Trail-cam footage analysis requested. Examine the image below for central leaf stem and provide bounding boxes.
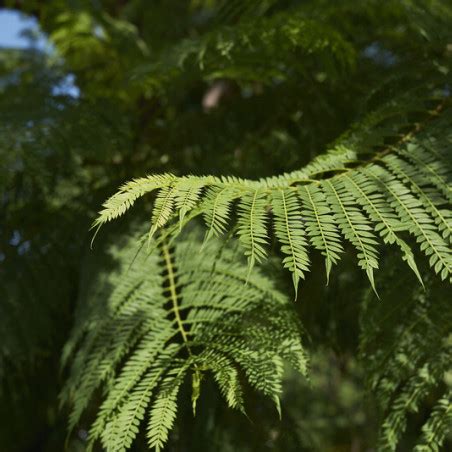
[161,241,192,356]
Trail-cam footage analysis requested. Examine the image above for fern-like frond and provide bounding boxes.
[359,263,452,451]
[237,188,269,274]
[149,184,178,240]
[92,174,176,232]
[297,184,343,282]
[271,188,310,295]
[384,153,452,241]
[365,163,451,281]
[62,224,307,451]
[147,365,187,452]
[209,352,245,412]
[323,178,379,292]
[174,177,207,226]
[202,185,239,241]
[342,170,423,283]
[414,390,452,452]
[93,104,452,288]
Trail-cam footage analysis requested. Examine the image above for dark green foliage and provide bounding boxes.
[95,110,452,290]
[62,226,307,451]
[360,262,452,451]
[1,0,451,450]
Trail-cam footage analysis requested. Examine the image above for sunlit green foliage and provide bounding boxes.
[1,0,451,450]
[62,226,307,451]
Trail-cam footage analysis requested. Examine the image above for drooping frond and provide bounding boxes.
[297,184,343,282]
[174,177,207,225]
[3,0,452,450]
[93,103,452,288]
[202,185,239,241]
[237,188,269,274]
[384,153,452,242]
[322,178,380,292]
[92,174,176,232]
[341,169,423,284]
[271,188,310,295]
[364,163,451,281]
[62,224,307,451]
[414,391,452,452]
[359,262,452,451]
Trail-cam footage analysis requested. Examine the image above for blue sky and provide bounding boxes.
[0,8,79,97]
[0,8,47,49]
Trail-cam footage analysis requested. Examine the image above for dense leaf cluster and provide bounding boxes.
[1,0,451,450]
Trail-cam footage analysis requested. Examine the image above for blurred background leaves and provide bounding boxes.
[0,1,451,450]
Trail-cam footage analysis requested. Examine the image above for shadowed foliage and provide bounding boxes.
[1,0,451,450]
